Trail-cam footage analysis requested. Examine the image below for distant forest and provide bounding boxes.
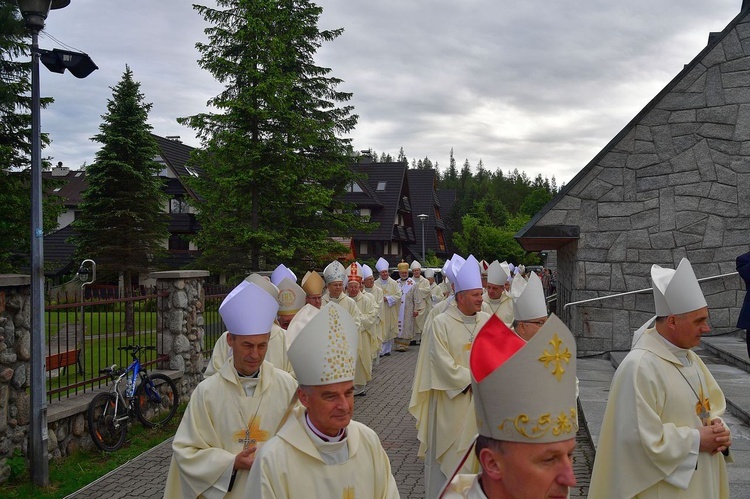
[364,147,560,265]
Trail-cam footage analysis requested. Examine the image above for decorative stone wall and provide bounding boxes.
[531,15,750,354]
[0,271,211,484]
[152,270,209,398]
[0,276,32,483]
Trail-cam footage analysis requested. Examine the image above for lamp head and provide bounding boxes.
[15,0,70,31]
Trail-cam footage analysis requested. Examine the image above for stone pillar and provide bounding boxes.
[150,270,210,397]
[0,275,32,484]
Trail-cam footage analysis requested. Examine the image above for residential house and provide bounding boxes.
[43,134,202,278]
[344,160,416,266]
[406,169,448,262]
[515,5,750,353]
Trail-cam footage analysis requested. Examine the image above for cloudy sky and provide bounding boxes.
[36,0,742,185]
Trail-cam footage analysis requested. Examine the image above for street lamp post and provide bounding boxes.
[417,214,428,263]
[14,0,79,487]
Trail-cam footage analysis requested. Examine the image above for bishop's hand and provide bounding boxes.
[234,445,258,470]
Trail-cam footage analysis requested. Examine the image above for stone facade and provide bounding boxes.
[519,12,750,354]
[0,271,210,484]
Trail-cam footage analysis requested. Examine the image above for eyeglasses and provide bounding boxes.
[520,319,546,326]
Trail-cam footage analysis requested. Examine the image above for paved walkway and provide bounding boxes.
[66,346,595,498]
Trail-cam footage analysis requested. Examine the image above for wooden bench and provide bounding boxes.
[46,325,84,375]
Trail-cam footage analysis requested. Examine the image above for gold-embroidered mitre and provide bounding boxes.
[287,302,358,386]
[471,313,578,443]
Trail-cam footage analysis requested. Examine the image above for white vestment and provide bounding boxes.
[482,291,513,327]
[442,473,487,499]
[375,277,402,342]
[351,291,379,386]
[245,405,400,498]
[164,360,297,498]
[364,284,385,355]
[411,305,489,497]
[589,328,731,498]
[396,277,415,347]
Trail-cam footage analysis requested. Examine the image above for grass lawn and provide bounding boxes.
[0,404,186,498]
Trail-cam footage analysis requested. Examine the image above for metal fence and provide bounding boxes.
[45,286,169,403]
[203,284,230,362]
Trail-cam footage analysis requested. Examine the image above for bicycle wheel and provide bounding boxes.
[134,373,179,428]
[87,392,127,452]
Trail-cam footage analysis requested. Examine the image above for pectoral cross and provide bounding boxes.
[696,398,711,427]
[238,429,256,450]
[696,385,711,426]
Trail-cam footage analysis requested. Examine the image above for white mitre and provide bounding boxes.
[470,313,578,442]
[375,257,389,272]
[323,260,346,284]
[277,277,306,315]
[270,264,296,286]
[423,268,434,279]
[245,273,280,298]
[651,258,707,316]
[219,281,279,335]
[362,264,374,279]
[454,255,482,293]
[287,302,358,386]
[487,260,510,286]
[511,272,547,321]
[410,260,422,270]
[441,259,452,283]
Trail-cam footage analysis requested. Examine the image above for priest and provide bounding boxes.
[412,255,490,498]
[204,274,292,377]
[346,262,379,396]
[362,264,385,363]
[482,260,513,328]
[245,303,400,498]
[301,270,325,309]
[164,282,297,498]
[589,258,732,498]
[321,260,362,331]
[375,257,401,357]
[441,313,578,498]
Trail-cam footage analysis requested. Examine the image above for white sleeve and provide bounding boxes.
[663,429,700,489]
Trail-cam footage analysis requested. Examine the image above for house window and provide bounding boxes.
[390,242,400,255]
[169,234,190,251]
[359,208,371,222]
[359,241,369,255]
[376,181,386,191]
[348,181,363,193]
[437,231,446,251]
[170,198,190,214]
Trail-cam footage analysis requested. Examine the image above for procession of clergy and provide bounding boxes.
[163,251,733,498]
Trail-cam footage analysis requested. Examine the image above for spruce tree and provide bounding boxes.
[73,66,168,293]
[182,0,363,274]
[0,4,60,272]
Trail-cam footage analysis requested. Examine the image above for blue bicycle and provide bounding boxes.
[87,345,179,451]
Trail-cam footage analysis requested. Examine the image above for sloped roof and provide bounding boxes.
[43,224,77,277]
[42,169,87,206]
[151,134,202,201]
[406,169,445,257]
[348,162,409,241]
[515,6,750,247]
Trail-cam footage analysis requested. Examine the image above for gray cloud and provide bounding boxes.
[33,0,741,184]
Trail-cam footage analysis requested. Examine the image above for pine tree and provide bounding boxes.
[0,5,60,272]
[73,66,169,294]
[181,0,363,274]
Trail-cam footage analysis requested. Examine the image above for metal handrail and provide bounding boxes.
[563,271,739,310]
